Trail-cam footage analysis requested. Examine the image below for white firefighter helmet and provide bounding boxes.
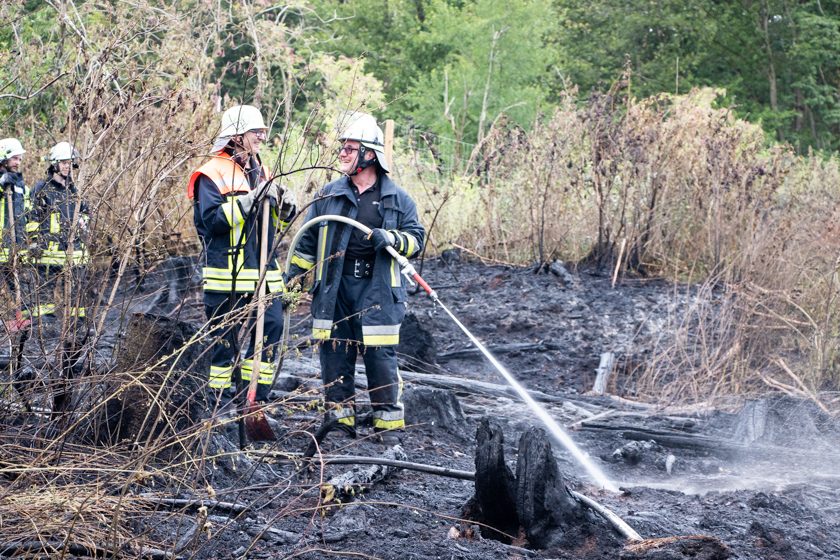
[213,104,268,151]
[0,138,25,161]
[338,113,389,173]
[48,141,80,164]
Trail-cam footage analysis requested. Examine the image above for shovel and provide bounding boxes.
[243,197,276,442]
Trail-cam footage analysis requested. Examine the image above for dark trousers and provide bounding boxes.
[319,274,404,431]
[204,291,284,399]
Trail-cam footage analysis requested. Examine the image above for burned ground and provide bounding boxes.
[1,256,839,559]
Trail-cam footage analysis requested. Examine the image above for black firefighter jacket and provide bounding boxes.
[31,174,90,265]
[287,174,426,346]
[188,152,291,295]
[0,170,34,262]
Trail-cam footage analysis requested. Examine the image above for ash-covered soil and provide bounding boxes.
[6,255,840,559]
[173,255,840,559]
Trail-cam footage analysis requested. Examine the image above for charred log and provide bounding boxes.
[320,445,407,504]
[620,535,732,559]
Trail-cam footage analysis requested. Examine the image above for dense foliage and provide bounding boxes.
[4,1,838,152]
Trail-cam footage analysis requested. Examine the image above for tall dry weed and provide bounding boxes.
[408,85,840,401]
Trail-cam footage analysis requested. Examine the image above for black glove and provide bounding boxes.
[369,228,397,252]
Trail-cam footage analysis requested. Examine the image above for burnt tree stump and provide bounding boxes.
[466,418,519,543]
[93,313,209,453]
[397,312,437,372]
[516,427,587,548]
[468,421,625,553]
[403,386,465,436]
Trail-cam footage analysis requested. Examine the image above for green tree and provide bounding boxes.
[550,0,840,152]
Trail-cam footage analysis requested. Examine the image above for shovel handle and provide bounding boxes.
[247,198,271,405]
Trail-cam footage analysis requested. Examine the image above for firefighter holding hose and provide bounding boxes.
[287,113,425,446]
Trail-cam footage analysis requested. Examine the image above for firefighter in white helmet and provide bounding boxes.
[187,104,297,408]
[0,137,36,325]
[30,141,90,320]
[287,113,425,448]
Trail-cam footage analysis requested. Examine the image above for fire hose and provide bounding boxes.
[280,215,619,493]
[278,214,641,541]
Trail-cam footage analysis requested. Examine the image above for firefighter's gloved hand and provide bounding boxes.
[370,228,397,252]
[278,186,297,220]
[237,182,279,216]
[0,172,15,189]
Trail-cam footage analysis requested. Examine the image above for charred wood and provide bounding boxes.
[137,494,248,513]
[515,427,588,549]
[620,535,731,559]
[580,423,840,462]
[398,370,567,403]
[469,421,634,551]
[471,418,519,542]
[321,444,407,503]
[403,386,466,436]
[437,341,561,362]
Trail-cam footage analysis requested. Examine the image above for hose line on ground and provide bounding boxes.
[251,449,643,542]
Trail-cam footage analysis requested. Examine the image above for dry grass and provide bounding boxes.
[397,85,840,404]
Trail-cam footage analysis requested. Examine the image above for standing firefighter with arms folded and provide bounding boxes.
[287,113,425,447]
[187,105,297,408]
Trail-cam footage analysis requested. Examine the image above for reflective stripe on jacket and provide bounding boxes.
[188,152,290,294]
[287,175,426,346]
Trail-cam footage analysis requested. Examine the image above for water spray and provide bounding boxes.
[283,215,619,493]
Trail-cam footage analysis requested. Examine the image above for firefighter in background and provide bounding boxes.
[286,113,426,445]
[0,137,36,326]
[188,104,297,406]
[30,142,90,321]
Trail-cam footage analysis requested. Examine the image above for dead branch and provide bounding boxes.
[136,494,248,514]
[0,73,66,100]
[254,450,475,480]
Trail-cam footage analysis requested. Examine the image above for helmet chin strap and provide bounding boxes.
[349,146,377,176]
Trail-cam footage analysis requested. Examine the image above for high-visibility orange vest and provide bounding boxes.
[187,152,269,199]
